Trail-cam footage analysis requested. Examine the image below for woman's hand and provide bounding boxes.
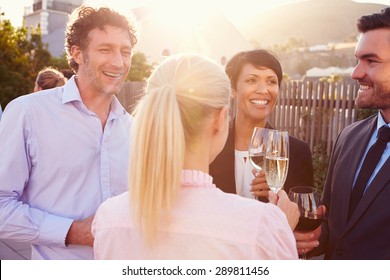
[250,169,270,199]
[269,190,299,230]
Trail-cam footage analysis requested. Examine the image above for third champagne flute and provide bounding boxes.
[265,130,289,193]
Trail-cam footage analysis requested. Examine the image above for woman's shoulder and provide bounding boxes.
[95,192,131,224]
[288,135,309,149]
[215,190,284,219]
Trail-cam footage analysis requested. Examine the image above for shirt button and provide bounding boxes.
[112,190,125,196]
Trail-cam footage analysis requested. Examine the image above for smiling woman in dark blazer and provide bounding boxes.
[210,49,314,201]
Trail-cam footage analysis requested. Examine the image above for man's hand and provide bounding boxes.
[65,215,95,247]
[294,205,326,255]
[250,169,270,199]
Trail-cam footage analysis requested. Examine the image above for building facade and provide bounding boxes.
[23,0,84,57]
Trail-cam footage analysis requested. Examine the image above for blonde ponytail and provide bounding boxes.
[129,53,231,246]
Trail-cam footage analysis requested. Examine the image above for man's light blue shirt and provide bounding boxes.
[353,112,390,193]
[0,76,132,259]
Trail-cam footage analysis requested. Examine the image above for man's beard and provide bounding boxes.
[82,55,123,95]
[355,82,390,110]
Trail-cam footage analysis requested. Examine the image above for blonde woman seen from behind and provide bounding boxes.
[92,53,299,260]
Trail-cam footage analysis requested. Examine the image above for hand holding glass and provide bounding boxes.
[289,186,324,259]
[265,130,289,193]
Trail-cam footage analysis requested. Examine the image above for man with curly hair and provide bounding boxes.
[0,5,137,259]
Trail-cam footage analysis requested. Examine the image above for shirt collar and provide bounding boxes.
[61,75,128,118]
[181,170,215,188]
[377,112,389,131]
[110,95,128,118]
[61,76,82,104]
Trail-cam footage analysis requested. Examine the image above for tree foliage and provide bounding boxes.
[0,13,32,107]
[50,52,71,72]
[0,11,54,107]
[312,141,330,194]
[127,52,153,82]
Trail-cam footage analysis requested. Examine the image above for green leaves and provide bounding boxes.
[127,52,153,82]
[0,10,53,108]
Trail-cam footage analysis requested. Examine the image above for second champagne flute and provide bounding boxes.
[248,127,269,201]
[248,127,269,172]
[265,130,289,193]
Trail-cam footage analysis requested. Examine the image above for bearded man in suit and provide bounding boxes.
[297,7,390,260]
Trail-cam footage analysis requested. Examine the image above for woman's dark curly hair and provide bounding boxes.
[65,6,138,73]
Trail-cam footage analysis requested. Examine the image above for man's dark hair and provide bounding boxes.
[357,7,390,33]
[225,49,283,90]
[65,6,138,72]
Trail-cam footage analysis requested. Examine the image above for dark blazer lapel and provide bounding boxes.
[265,123,273,130]
[347,151,390,227]
[224,122,236,193]
[337,116,377,227]
[340,116,378,228]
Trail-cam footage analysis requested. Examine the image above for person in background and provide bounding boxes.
[92,53,299,260]
[210,49,314,201]
[61,68,75,80]
[297,7,390,259]
[0,5,137,259]
[34,67,67,92]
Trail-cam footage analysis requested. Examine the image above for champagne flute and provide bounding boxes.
[248,127,268,172]
[265,130,289,193]
[248,127,269,201]
[289,186,324,260]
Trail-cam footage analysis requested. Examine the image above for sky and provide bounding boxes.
[0,0,389,28]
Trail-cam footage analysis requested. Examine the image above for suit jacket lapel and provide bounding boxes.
[347,147,390,227]
[342,117,379,228]
[332,119,374,227]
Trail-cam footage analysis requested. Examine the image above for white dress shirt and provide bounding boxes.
[234,150,257,199]
[0,76,132,259]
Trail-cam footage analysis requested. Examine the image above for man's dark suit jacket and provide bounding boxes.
[210,122,314,198]
[319,114,390,259]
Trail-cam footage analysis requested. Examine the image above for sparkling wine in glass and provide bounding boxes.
[248,127,269,172]
[265,130,289,193]
[248,127,269,201]
[289,186,324,260]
